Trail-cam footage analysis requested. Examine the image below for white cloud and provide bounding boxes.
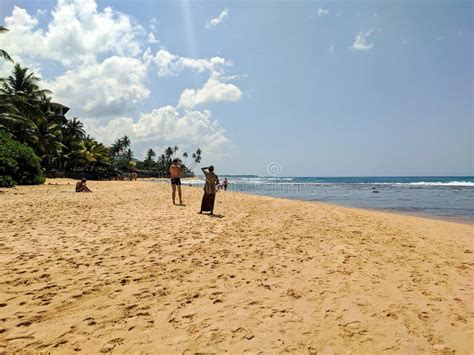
[318,8,329,16]
[352,30,374,51]
[47,56,150,119]
[5,6,39,30]
[329,44,334,52]
[205,9,229,29]
[2,1,145,67]
[85,106,231,158]
[36,9,47,17]
[150,48,230,77]
[149,17,158,32]
[147,32,159,44]
[178,75,242,109]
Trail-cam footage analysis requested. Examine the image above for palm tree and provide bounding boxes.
[0,64,55,155]
[182,151,189,165]
[110,138,124,156]
[189,148,202,171]
[109,135,133,169]
[165,146,174,161]
[145,148,156,161]
[80,138,112,172]
[35,116,64,169]
[0,101,29,136]
[120,135,131,150]
[64,117,85,140]
[1,64,51,102]
[125,148,133,161]
[59,117,86,170]
[1,64,52,145]
[0,26,13,63]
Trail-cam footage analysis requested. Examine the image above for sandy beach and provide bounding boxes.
[0,179,473,353]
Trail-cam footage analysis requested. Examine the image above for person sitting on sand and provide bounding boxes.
[76,178,92,192]
[199,166,219,215]
[170,158,183,205]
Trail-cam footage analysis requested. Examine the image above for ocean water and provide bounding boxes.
[184,176,474,222]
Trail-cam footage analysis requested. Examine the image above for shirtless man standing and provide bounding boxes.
[170,158,183,205]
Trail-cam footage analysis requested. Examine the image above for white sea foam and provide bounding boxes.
[405,181,474,187]
[182,179,205,185]
[226,180,474,187]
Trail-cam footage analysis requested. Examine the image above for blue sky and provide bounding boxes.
[1,0,472,176]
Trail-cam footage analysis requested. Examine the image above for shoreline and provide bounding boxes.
[310,199,474,226]
[143,178,474,226]
[1,179,473,353]
[240,190,474,226]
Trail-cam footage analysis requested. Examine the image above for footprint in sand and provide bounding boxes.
[232,327,254,340]
[99,338,124,353]
[386,312,399,320]
[341,321,367,338]
[418,311,429,321]
[16,320,32,327]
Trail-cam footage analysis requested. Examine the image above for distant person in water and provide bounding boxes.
[170,158,183,205]
[223,177,229,191]
[76,178,92,192]
[199,166,219,214]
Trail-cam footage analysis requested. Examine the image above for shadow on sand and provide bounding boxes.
[206,213,224,218]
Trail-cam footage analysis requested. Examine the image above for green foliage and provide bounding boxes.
[0,131,45,186]
[0,175,15,187]
[78,137,113,172]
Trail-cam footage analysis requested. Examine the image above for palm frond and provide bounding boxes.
[0,49,13,63]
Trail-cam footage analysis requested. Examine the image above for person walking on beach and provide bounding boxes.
[76,178,92,192]
[223,177,229,191]
[199,166,219,215]
[170,158,183,205]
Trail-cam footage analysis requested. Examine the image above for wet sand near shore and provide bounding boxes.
[0,179,473,353]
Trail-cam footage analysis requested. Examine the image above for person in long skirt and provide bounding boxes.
[199,166,219,214]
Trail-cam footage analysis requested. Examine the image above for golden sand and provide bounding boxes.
[0,179,473,353]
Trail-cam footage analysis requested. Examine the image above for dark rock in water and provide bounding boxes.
[373,190,379,193]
